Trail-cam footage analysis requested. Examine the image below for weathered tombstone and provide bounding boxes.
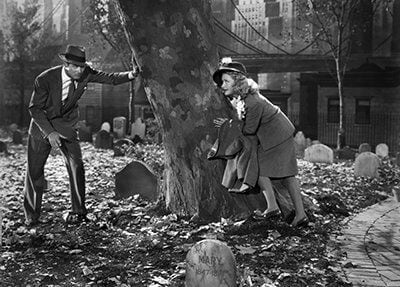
[100,122,111,133]
[358,143,371,154]
[186,239,236,287]
[113,116,126,139]
[131,117,146,139]
[294,131,307,157]
[354,152,380,178]
[113,138,134,157]
[393,186,400,202]
[306,138,312,147]
[304,143,334,164]
[375,143,389,159]
[397,152,400,167]
[77,121,93,143]
[338,146,357,160]
[0,141,8,153]
[12,130,23,145]
[94,130,113,149]
[114,160,158,201]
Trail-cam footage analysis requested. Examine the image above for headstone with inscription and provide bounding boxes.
[113,117,126,139]
[354,152,380,178]
[375,143,389,159]
[304,143,334,164]
[185,239,236,287]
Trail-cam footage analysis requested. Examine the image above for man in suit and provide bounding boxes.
[24,44,138,226]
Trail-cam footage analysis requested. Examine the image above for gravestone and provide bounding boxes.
[354,152,380,178]
[113,117,126,139]
[306,138,312,147]
[77,121,93,143]
[94,130,113,149]
[304,143,334,163]
[0,141,8,153]
[100,122,111,133]
[338,146,357,160]
[358,143,371,154]
[131,118,146,139]
[115,160,158,201]
[397,152,400,167]
[185,239,236,287]
[12,130,23,145]
[294,131,307,157]
[113,138,134,157]
[375,143,389,159]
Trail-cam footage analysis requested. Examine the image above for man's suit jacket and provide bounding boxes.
[28,65,132,141]
[242,91,295,151]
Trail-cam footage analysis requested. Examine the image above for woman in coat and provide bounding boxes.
[212,61,308,227]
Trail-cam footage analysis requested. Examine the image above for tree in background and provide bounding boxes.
[3,0,41,126]
[2,0,58,127]
[115,0,268,220]
[294,0,393,149]
[83,0,138,129]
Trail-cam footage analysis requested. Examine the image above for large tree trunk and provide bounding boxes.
[119,0,267,221]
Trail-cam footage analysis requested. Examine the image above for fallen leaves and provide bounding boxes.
[0,140,399,286]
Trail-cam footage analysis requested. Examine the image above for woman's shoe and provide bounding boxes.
[290,216,309,228]
[253,209,281,220]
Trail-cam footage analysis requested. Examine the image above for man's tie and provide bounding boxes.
[63,80,75,106]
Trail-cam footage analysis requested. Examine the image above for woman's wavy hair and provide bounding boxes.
[224,71,259,98]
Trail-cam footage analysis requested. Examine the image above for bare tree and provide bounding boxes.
[295,0,392,149]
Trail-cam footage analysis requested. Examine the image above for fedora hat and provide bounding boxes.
[58,45,87,67]
[212,61,247,87]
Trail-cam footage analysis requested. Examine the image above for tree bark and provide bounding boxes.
[119,0,267,220]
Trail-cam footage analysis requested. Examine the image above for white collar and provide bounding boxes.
[61,66,74,84]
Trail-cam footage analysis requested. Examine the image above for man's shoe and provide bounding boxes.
[25,219,41,227]
[64,213,89,224]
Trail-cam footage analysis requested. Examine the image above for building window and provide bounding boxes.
[355,98,371,124]
[327,98,339,123]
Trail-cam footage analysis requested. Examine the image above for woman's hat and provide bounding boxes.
[58,45,87,67]
[212,61,247,86]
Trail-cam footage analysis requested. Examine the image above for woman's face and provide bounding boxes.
[221,73,235,97]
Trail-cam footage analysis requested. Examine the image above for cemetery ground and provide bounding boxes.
[1,139,399,286]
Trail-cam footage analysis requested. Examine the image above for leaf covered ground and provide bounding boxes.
[0,139,399,287]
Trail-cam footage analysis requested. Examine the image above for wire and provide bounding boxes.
[52,5,90,43]
[229,0,291,55]
[36,0,65,30]
[217,43,240,55]
[373,32,392,52]
[213,16,268,55]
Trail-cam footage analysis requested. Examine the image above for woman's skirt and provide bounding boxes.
[257,137,298,178]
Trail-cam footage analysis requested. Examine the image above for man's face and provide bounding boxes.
[64,63,85,80]
[221,73,235,97]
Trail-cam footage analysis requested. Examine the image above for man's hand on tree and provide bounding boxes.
[47,131,66,149]
[128,66,140,79]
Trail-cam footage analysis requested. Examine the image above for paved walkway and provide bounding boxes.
[340,197,400,287]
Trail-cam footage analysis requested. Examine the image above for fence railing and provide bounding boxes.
[317,113,400,153]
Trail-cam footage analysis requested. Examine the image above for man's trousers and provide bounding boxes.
[23,135,87,222]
